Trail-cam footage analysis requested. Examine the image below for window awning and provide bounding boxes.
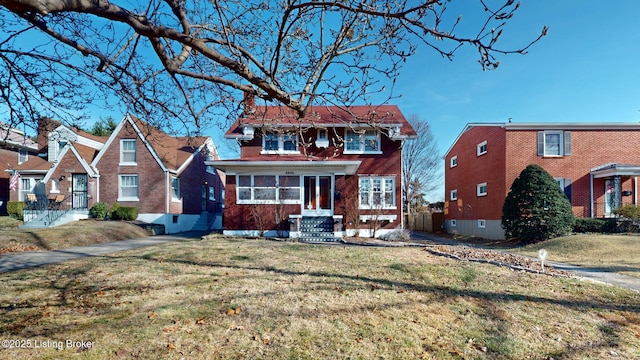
[206,160,362,175]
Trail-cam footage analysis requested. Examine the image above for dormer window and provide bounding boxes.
[345,129,381,154]
[316,129,329,148]
[18,149,28,164]
[262,131,298,154]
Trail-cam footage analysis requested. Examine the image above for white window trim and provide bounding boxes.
[478,219,486,228]
[118,174,139,201]
[450,189,458,201]
[344,129,382,154]
[450,219,457,227]
[450,156,457,168]
[261,132,300,155]
[50,179,60,194]
[477,140,487,156]
[171,176,181,202]
[543,130,564,157]
[358,176,397,210]
[119,139,137,166]
[236,174,301,205]
[477,182,487,197]
[209,186,215,201]
[18,149,28,164]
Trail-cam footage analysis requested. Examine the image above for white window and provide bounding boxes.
[209,186,215,201]
[450,189,458,201]
[538,131,571,157]
[477,141,487,156]
[120,139,137,165]
[478,219,486,228]
[19,177,41,202]
[450,156,457,168]
[345,129,381,154]
[262,131,298,154]
[236,174,301,204]
[316,129,329,148]
[50,179,60,193]
[18,149,28,164]
[450,219,457,227]
[171,176,181,201]
[359,177,395,209]
[477,182,487,197]
[118,174,139,201]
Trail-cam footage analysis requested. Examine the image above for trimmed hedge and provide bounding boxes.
[111,205,138,221]
[7,201,24,220]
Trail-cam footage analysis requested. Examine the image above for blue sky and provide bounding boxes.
[15,1,638,202]
[382,1,640,200]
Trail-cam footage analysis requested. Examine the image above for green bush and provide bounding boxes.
[111,206,138,221]
[573,218,607,233]
[108,203,120,220]
[613,204,640,219]
[7,201,24,220]
[502,164,575,241]
[89,202,109,220]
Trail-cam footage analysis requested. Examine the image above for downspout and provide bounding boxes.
[590,173,594,218]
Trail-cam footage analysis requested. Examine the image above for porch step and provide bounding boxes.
[298,216,339,242]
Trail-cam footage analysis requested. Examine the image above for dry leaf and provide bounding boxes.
[226,309,235,315]
[235,307,241,314]
[148,312,158,319]
[162,327,176,333]
[196,318,206,325]
[166,343,176,350]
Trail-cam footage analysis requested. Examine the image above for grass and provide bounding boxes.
[0,236,639,359]
[0,218,151,253]
[510,234,640,278]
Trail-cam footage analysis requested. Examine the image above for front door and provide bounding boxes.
[302,175,332,216]
[72,174,88,209]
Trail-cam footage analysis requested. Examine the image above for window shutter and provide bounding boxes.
[537,131,544,156]
[564,178,572,201]
[563,131,571,156]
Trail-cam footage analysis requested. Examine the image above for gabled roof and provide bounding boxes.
[44,144,99,183]
[92,114,214,173]
[0,122,37,150]
[225,104,416,139]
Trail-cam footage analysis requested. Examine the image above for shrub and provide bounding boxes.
[502,164,575,241]
[111,206,138,221]
[573,218,607,233]
[7,201,24,220]
[108,203,120,220]
[89,202,109,220]
[613,204,640,219]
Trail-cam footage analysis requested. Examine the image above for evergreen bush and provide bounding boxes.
[89,202,109,220]
[111,206,138,221]
[7,201,24,220]
[502,164,575,241]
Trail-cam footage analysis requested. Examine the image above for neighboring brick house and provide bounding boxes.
[444,122,640,239]
[11,115,224,233]
[1,122,39,215]
[208,102,416,240]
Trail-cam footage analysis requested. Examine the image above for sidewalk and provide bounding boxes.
[410,231,640,293]
[0,231,206,274]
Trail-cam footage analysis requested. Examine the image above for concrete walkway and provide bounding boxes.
[410,231,640,293]
[0,232,206,274]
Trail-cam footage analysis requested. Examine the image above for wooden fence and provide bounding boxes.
[406,212,444,233]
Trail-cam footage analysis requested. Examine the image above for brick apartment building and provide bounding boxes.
[444,122,640,239]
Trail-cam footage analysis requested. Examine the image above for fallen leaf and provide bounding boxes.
[235,307,241,314]
[227,309,235,315]
[162,327,176,333]
[196,318,206,325]
[166,343,176,350]
[148,312,158,319]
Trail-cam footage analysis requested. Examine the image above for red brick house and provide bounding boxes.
[444,122,640,239]
[1,122,39,215]
[11,115,224,233]
[208,103,416,240]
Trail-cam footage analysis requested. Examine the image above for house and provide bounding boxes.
[444,122,640,239]
[9,115,224,233]
[0,122,39,215]
[208,100,416,240]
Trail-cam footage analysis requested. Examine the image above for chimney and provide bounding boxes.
[243,90,255,114]
[37,117,60,150]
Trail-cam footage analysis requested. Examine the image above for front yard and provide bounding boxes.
[1,236,638,359]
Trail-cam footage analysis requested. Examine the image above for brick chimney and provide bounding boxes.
[243,90,255,115]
